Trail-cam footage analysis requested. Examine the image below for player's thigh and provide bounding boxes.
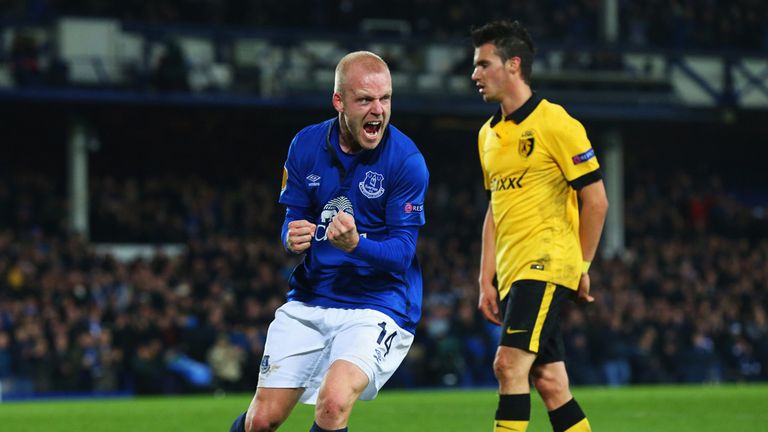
[495,344,537,377]
[258,302,328,389]
[328,309,414,400]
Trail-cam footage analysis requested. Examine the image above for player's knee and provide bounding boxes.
[493,353,525,382]
[245,412,282,432]
[315,394,352,423]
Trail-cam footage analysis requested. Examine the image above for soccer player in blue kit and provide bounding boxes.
[229,51,429,432]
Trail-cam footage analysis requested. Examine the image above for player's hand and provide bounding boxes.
[286,220,316,253]
[327,211,359,253]
[576,272,595,303]
[478,281,502,325]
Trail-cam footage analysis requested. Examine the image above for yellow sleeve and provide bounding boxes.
[547,111,600,183]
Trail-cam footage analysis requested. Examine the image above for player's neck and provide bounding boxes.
[338,118,362,154]
[500,84,533,119]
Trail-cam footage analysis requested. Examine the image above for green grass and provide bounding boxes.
[1,384,766,431]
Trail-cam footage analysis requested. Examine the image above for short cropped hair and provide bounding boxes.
[334,51,390,94]
[471,20,535,85]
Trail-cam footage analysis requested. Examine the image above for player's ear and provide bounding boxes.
[506,56,520,74]
[332,92,344,113]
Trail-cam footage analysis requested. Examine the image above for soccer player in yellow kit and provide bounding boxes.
[471,20,609,432]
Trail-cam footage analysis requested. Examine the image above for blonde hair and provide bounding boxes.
[334,51,390,94]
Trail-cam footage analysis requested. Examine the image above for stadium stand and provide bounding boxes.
[0,0,767,398]
[1,160,767,394]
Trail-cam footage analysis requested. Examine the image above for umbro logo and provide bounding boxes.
[306,174,321,186]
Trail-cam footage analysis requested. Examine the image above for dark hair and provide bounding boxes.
[471,20,535,84]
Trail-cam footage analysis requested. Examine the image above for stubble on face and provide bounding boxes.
[472,43,507,103]
[337,63,392,153]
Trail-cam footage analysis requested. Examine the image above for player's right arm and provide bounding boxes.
[477,122,500,325]
[278,131,318,254]
[478,202,501,325]
[281,207,316,254]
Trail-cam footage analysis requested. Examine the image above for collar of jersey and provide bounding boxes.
[490,92,542,127]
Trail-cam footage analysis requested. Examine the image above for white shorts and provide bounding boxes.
[257,301,414,404]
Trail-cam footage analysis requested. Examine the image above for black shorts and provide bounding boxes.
[499,280,573,365]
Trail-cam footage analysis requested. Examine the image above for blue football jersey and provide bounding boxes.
[279,118,429,333]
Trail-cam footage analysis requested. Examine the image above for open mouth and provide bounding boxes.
[363,121,382,138]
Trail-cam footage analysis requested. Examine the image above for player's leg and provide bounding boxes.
[532,361,590,432]
[493,345,536,432]
[313,308,414,431]
[230,302,328,431]
[241,388,303,432]
[312,360,369,431]
[492,280,545,431]
[531,358,572,409]
[494,281,572,432]
[530,289,591,432]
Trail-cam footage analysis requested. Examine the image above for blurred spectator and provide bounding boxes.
[206,332,245,392]
[0,331,13,379]
[46,56,69,87]
[153,40,190,93]
[0,162,767,396]
[10,31,42,87]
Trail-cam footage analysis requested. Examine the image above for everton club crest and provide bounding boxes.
[359,171,385,198]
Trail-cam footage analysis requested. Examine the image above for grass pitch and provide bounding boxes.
[1,384,765,431]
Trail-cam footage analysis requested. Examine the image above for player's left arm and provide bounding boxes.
[576,180,608,303]
[328,213,418,273]
[549,110,609,302]
[328,151,428,273]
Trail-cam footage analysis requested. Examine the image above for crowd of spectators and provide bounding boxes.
[1,0,767,50]
[1,164,767,396]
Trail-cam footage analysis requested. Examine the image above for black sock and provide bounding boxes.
[495,393,530,431]
[309,422,348,432]
[548,398,589,432]
[496,393,530,421]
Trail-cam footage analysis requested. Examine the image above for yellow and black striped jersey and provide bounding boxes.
[478,94,601,299]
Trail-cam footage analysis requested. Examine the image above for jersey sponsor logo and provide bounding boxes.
[505,328,528,335]
[519,130,535,159]
[490,168,528,192]
[306,173,321,186]
[404,203,423,213]
[314,196,354,241]
[359,170,385,198]
[571,148,595,165]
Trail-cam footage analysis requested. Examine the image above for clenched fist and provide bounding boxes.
[327,211,359,253]
[286,220,317,253]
